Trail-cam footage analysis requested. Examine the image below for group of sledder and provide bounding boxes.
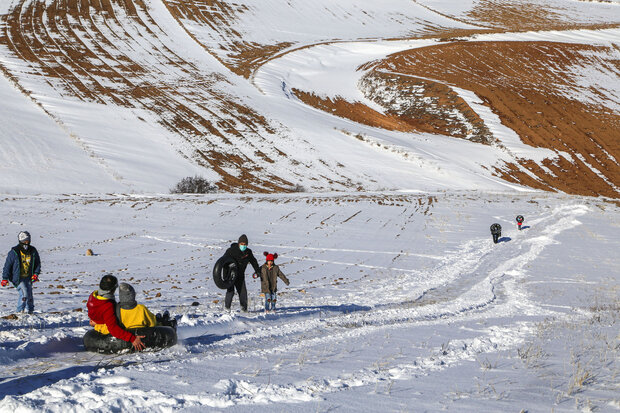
[3,216,525,353]
[2,232,289,353]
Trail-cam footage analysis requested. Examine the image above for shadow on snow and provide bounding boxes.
[0,365,95,397]
[0,336,84,363]
[179,303,371,347]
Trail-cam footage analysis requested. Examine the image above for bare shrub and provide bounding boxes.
[290,183,306,192]
[170,176,217,194]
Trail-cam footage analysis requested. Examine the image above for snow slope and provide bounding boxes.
[1,0,618,194]
[0,193,618,411]
[253,27,620,189]
[0,75,123,194]
[0,2,618,410]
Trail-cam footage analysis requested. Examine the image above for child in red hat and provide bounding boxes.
[255,252,290,313]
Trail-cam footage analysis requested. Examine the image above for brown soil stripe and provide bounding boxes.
[0,0,294,192]
[369,41,619,197]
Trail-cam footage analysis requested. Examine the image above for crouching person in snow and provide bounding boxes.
[2,231,41,314]
[224,234,261,312]
[115,283,177,330]
[87,275,145,351]
[255,252,289,313]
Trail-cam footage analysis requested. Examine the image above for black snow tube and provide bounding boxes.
[213,255,239,289]
[83,326,177,354]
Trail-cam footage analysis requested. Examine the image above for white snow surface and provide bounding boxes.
[0,1,619,411]
[0,193,618,412]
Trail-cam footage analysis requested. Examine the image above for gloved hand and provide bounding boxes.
[1,280,8,287]
[32,274,39,282]
[285,281,290,286]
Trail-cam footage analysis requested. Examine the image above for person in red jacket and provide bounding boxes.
[87,274,145,351]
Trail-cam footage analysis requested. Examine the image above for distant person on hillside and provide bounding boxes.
[490,223,502,244]
[254,252,289,313]
[223,234,261,312]
[1,231,41,314]
[87,275,146,351]
[516,215,524,230]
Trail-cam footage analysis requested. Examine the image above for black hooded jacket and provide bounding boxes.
[224,243,261,276]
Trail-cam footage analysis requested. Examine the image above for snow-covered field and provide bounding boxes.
[1,0,619,411]
[0,193,618,411]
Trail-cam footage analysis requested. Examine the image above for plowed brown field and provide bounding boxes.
[1,0,618,195]
[365,41,620,197]
[0,0,294,192]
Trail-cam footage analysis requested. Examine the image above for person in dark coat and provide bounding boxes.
[256,252,289,313]
[2,231,41,314]
[223,234,260,311]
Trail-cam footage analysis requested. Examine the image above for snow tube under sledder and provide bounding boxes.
[83,326,177,354]
[212,255,239,289]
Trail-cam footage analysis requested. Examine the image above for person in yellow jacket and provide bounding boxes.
[94,282,156,334]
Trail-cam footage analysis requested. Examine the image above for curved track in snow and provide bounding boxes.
[0,194,598,409]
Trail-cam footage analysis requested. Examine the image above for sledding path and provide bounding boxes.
[0,193,616,411]
[177,204,587,359]
[136,202,596,408]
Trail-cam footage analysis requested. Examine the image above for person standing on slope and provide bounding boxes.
[1,231,41,314]
[223,234,261,312]
[87,275,145,351]
[255,252,289,313]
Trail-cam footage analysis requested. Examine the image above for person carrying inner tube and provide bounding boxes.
[87,275,145,351]
[490,223,502,244]
[224,234,261,312]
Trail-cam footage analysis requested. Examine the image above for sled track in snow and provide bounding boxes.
[0,195,601,408]
[180,204,588,362]
[92,202,587,405]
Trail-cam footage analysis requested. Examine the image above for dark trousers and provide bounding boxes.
[225,275,247,310]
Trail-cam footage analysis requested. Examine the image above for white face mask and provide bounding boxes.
[239,245,247,252]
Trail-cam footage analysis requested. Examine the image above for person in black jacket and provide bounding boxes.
[223,234,260,311]
[2,231,41,314]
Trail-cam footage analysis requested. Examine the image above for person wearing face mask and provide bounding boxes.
[2,231,41,314]
[223,234,261,312]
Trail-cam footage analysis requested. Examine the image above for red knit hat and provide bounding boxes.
[263,251,278,262]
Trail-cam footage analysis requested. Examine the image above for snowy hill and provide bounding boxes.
[0,0,618,195]
[0,1,619,412]
[0,193,618,411]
